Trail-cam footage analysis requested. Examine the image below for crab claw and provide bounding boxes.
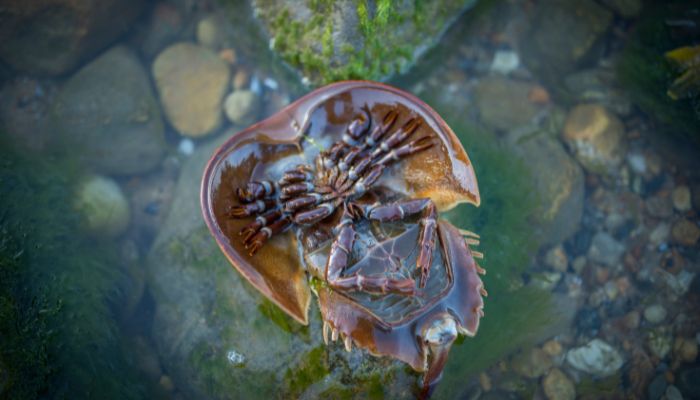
[419,313,459,396]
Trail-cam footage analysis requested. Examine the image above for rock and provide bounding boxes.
[196,15,228,50]
[127,172,176,240]
[601,0,642,18]
[674,337,698,363]
[251,0,476,85]
[563,69,632,116]
[51,46,166,175]
[531,272,563,291]
[73,174,130,238]
[648,327,673,359]
[146,135,410,398]
[643,304,667,324]
[649,223,671,247]
[512,348,553,379]
[566,339,624,377]
[542,368,575,400]
[671,219,700,247]
[562,104,626,175]
[542,340,563,357]
[649,374,668,400]
[223,90,260,126]
[490,50,520,75]
[665,385,683,400]
[647,195,674,219]
[153,42,230,137]
[544,245,569,272]
[0,0,145,76]
[0,77,54,153]
[588,232,625,267]
[672,186,692,213]
[474,77,543,132]
[233,69,251,90]
[520,0,612,80]
[507,133,584,245]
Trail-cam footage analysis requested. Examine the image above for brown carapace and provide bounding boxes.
[201,81,485,396]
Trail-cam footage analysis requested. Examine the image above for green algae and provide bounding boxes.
[252,0,473,85]
[0,139,144,399]
[284,345,329,397]
[617,1,700,144]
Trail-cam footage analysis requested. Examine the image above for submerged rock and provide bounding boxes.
[251,0,476,85]
[543,368,575,400]
[153,42,230,137]
[588,232,625,267]
[73,174,130,238]
[562,104,626,175]
[51,46,166,175]
[474,77,543,132]
[671,219,700,247]
[223,90,260,126]
[566,339,624,377]
[0,1,145,76]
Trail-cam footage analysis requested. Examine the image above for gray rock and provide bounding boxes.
[0,0,145,76]
[647,195,674,219]
[588,232,625,267]
[644,304,667,324]
[648,327,673,359]
[51,46,166,175]
[665,385,683,400]
[474,77,543,132]
[520,0,613,80]
[251,0,476,85]
[146,134,410,398]
[506,133,584,245]
[566,339,624,377]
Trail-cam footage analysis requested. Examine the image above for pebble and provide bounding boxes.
[649,223,671,247]
[196,15,227,50]
[178,138,195,155]
[73,174,130,238]
[672,186,692,212]
[674,337,698,363]
[644,304,667,324]
[542,368,575,400]
[512,348,553,379]
[665,385,683,400]
[671,219,700,246]
[648,327,673,359]
[627,152,647,175]
[647,194,674,219]
[543,339,563,357]
[223,90,260,125]
[479,372,492,392]
[159,375,174,392]
[153,42,231,137]
[588,232,625,267]
[562,104,626,174]
[544,245,569,271]
[490,50,520,74]
[566,339,624,377]
[623,310,641,330]
[233,69,251,90]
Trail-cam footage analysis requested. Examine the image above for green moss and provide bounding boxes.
[257,0,472,85]
[617,1,700,144]
[284,345,329,397]
[0,139,144,398]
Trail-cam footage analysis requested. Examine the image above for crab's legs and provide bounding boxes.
[365,198,438,287]
[325,209,416,295]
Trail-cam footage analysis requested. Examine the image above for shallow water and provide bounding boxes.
[1,1,699,399]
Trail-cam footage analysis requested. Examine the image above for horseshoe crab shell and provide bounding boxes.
[200,81,480,326]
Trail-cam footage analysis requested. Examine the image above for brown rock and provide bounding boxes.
[543,368,575,400]
[672,186,692,213]
[512,348,553,379]
[153,42,230,137]
[563,104,625,174]
[671,219,700,246]
[0,0,145,76]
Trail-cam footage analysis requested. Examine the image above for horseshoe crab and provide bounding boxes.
[200,81,485,394]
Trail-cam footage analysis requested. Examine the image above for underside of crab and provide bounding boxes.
[200,81,485,394]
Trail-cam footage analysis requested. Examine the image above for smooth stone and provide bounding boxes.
[643,304,667,324]
[566,339,624,377]
[138,3,183,59]
[562,104,626,175]
[542,368,575,400]
[51,46,166,175]
[647,195,674,219]
[671,219,700,247]
[0,0,145,76]
[153,42,230,137]
[672,186,692,213]
[73,174,130,238]
[223,90,260,126]
[674,337,698,363]
[544,245,569,272]
[648,327,673,359]
[588,232,625,267]
[474,76,542,132]
[196,15,228,50]
[665,385,683,400]
[677,367,700,398]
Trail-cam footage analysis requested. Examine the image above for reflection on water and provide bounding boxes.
[1,0,699,399]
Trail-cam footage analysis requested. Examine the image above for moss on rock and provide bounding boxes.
[250,0,476,85]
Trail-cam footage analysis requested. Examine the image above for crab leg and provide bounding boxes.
[376,136,433,166]
[366,198,437,287]
[246,215,292,255]
[228,198,277,218]
[325,210,416,295]
[236,180,277,203]
[239,209,282,241]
